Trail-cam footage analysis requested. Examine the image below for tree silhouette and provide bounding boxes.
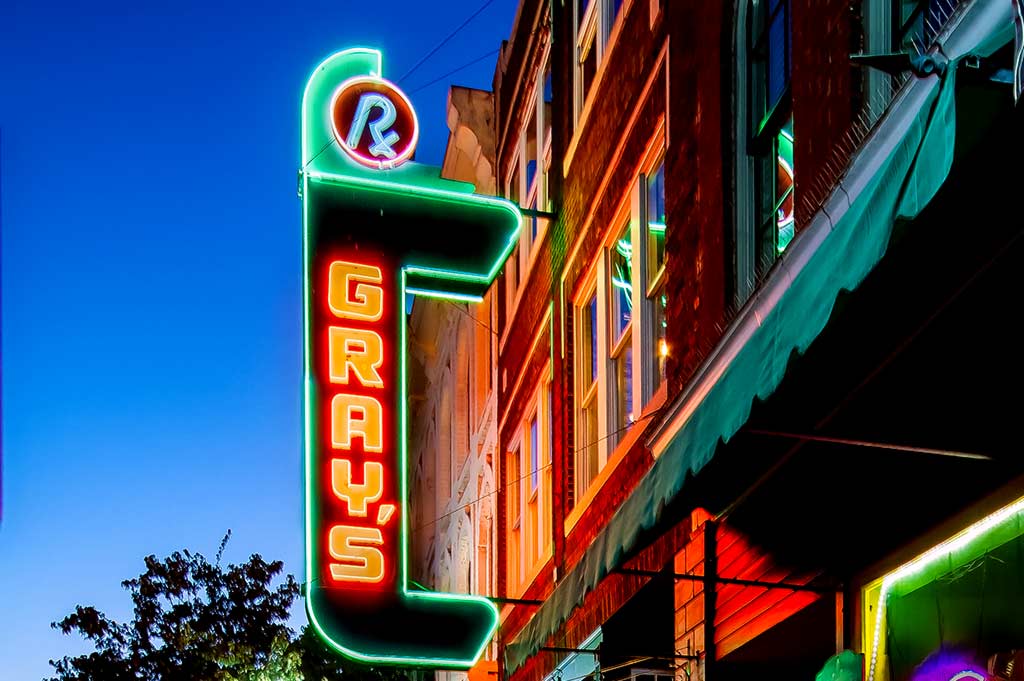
[47,532,415,681]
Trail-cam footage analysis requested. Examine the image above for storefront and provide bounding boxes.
[861,492,1024,681]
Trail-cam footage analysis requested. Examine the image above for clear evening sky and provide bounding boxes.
[0,1,517,677]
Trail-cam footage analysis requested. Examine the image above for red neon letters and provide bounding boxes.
[322,259,397,591]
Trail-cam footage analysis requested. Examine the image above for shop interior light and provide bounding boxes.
[867,495,1024,681]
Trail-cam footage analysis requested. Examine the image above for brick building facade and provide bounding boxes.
[412,1,1023,681]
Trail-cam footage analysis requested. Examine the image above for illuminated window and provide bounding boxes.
[734,0,794,301]
[507,375,552,596]
[645,161,668,391]
[575,287,600,499]
[573,0,626,125]
[608,222,633,446]
[571,147,669,508]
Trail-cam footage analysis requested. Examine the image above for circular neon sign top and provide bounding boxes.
[331,76,419,170]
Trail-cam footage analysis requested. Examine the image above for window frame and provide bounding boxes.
[572,0,629,127]
[506,372,553,596]
[569,136,667,515]
[574,281,604,502]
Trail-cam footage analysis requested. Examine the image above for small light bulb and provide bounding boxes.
[659,339,669,357]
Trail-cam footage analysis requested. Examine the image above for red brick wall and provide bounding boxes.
[791,0,855,227]
[663,0,730,395]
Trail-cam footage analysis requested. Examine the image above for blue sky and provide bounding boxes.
[0,1,517,677]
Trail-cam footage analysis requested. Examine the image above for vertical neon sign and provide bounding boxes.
[301,48,519,668]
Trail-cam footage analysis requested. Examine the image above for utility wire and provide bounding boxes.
[412,406,666,533]
[407,48,501,95]
[443,298,500,336]
[397,0,497,84]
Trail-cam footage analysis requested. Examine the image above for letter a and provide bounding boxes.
[332,459,384,516]
[332,394,383,453]
[329,525,384,583]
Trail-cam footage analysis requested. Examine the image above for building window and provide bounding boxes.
[644,161,668,390]
[575,286,600,499]
[507,376,552,595]
[571,147,669,507]
[735,0,795,297]
[505,51,553,319]
[573,0,626,125]
[608,222,633,445]
[506,443,522,589]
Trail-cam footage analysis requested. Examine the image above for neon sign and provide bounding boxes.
[301,48,519,668]
[331,76,418,169]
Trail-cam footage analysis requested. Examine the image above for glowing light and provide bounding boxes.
[332,459,384,517]
[329,327,385,388]
[659,339,669,357]
[330,75,419,170]
[329,261,384,321]
[948,673,985,681]
[329,525,385,583]
[331,394,384,453]
[302,48,504,668]
[867,495,1024,681]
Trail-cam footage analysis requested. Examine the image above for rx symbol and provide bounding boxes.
[347,93,399,159]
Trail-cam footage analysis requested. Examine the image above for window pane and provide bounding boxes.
[509,157,520,205]
[510,447,521,523]
[613,346,633,439]
[578,292,598,389]
[529,414,539,491]
[543,62,553,104]
[766,10,787,112]
[777,123,794,252]
[579,393,599,495]
[611,0,624,24]
[646,163,667,287]
[651,285,667,388]
[577,0,592,28]
[610,224,632,344]
[581,39,597,105]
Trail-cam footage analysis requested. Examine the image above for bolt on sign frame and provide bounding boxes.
[300,48,518,669]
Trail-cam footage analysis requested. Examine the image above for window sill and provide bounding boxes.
[503,549,552,605]
[564,402,653,536]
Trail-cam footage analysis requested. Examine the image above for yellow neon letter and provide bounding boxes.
[331,459,384,517]
[331,394,383,453]
[329,327,384,388]
[329,525,384,583]
[328,261,383,321]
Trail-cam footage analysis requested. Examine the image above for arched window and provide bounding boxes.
[735,0,795,303]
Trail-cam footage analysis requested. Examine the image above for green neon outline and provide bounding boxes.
[866,494,1024,681]
[301,47,508,669]
[405,287,485,303]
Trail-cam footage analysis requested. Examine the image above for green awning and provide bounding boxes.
[505,5,1014,673]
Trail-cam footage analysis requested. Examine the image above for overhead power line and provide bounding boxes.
[397,0,498,85]
[407,48,501,95]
